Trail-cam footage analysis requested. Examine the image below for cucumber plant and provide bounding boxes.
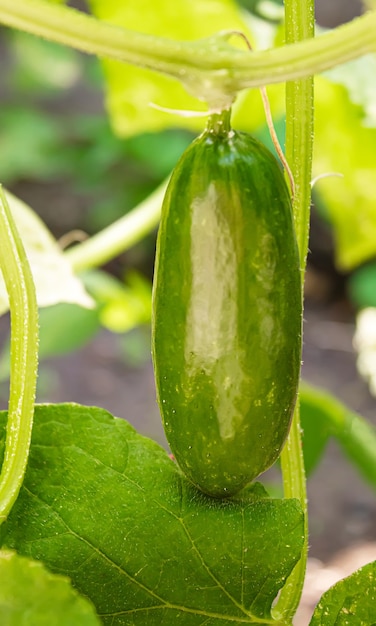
[0,1,375,625]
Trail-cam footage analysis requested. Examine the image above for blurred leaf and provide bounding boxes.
[0,108,65,183]
[232,83,285,137]
[313,76,376,271]
[336,410,376,491]
[0,303,101,381]
[0,550,101,626]
[84,269,151,332]
[348,263,376,309]
[82,268,132,300]
[0,191,93,315]
[299,383,334,476]
[124,129,194,178]
[88,0,253,136]
[0,404,304,626]
[309,561,376,625]
[37,303,101,356]
[119,327,151,368]
[323,54,376,127]
[300,382,376,490]
[237,0,284,22]
[9,31,82,93]
[54,115,191,233]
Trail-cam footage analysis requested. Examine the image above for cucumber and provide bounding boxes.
[152,111,302,498]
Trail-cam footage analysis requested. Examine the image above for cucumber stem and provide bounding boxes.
[206,109,232,135]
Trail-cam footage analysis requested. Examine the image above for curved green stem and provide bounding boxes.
[0,0,374,105]
[272,0,313,622]
[0,188,38,523]
[65,179,167,274]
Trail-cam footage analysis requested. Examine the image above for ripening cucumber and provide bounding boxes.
[152,110,302,498]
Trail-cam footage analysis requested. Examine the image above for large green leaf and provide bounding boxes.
[88,0,254,136]
[309,561,376,625]
[0,404,304,625]
[0,550,101,625]
[313,75,376,271]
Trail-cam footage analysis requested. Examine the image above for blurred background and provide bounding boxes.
[0,1,375,612]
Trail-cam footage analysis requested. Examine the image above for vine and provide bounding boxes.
[0,188,38,523]
[0,0,374,107]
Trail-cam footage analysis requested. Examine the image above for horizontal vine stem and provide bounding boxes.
[0,0,374,103]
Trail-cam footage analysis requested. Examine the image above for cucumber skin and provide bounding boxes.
[152,129,302,498]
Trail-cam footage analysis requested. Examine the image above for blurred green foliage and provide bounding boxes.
[1,31,193,235]
[349,263,376,309]
[1,1,376,371]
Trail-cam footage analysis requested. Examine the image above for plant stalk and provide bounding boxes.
[0,188,39,523]
[0,0,374,104]
[273,0,314,621]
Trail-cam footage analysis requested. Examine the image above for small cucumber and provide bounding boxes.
[152,111,302,498]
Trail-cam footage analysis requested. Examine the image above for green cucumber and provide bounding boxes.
[152,110,302,498]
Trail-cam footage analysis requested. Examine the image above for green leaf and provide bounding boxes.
[0,303,101,381]
[119,327,152,368]
[237,0,284,23]
[309,561,376,625]
[37,303,101,356]
[9,31,83,94]
[84,269,152,333]
[0,191,93,315]
[123,129,194,179]
[0,108,64,183]
[348,264,376,309]
[313,76,376,270]
[0,404,304,625]
[300,382,376,489]
[87,0,253,136]
[232,83,286,137]
[0,550,101,625]
[299,383,334,476]
[323,54,376,127]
